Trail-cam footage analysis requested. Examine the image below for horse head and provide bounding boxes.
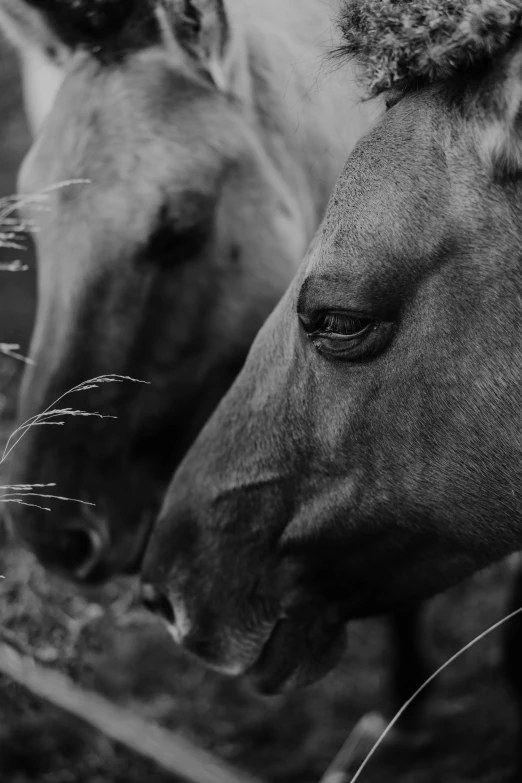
[4,0,326,582]
[142,2,522,692]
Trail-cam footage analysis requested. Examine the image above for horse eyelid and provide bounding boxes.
[305,314,375,337]
[310,321,391,361]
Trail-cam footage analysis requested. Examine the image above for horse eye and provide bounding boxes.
[308,313,374,339]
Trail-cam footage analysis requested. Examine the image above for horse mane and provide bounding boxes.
[337,0,522,97]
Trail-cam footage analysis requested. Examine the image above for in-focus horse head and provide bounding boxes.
[142,1,522,692]
[5,0,348,583]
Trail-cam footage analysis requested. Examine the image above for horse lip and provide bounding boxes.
[246,609,347,695]
[246,618,292,694]
[246,616,317,694]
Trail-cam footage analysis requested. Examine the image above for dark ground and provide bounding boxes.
[0,38,520,783]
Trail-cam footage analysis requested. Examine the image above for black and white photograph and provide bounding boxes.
[0,1,521,781]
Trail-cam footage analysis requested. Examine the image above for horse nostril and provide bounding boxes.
[141,583,175,625]
[59,525,105,580]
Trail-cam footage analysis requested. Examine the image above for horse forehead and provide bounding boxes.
[312,98,455,278]
[21,52,204,192]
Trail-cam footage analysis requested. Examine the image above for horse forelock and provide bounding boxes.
[337,0,522,98]
[25,0,161,52]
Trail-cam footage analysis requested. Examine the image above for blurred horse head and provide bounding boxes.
[142,4,522,692]
[0,0,375,582]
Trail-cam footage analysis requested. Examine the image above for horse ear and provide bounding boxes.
[0,0,70,135]
[0,0,68,62]
[479,45,522,177]
[162,0,232,90]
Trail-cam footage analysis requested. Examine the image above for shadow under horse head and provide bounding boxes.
[142,1,522,694]
[1,0,375,583]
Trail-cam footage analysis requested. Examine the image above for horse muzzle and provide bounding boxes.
[140,579,347,693]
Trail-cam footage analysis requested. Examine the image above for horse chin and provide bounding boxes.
[246,616,347,695]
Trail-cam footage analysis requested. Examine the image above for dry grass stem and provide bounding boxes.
[0,343,34,363]
[0,375,148,511]
[324,605,522,783]
[0,180,91,245]
[0,260,29,271]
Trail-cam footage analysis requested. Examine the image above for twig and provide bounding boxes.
[0,627,52,664]
[0,641,265,783]
[319,713,387,783]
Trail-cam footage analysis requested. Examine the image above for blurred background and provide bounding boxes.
[0,34,519,783]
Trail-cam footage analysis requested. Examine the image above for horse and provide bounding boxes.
[140,0,522,764]
[0,0,378,581]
